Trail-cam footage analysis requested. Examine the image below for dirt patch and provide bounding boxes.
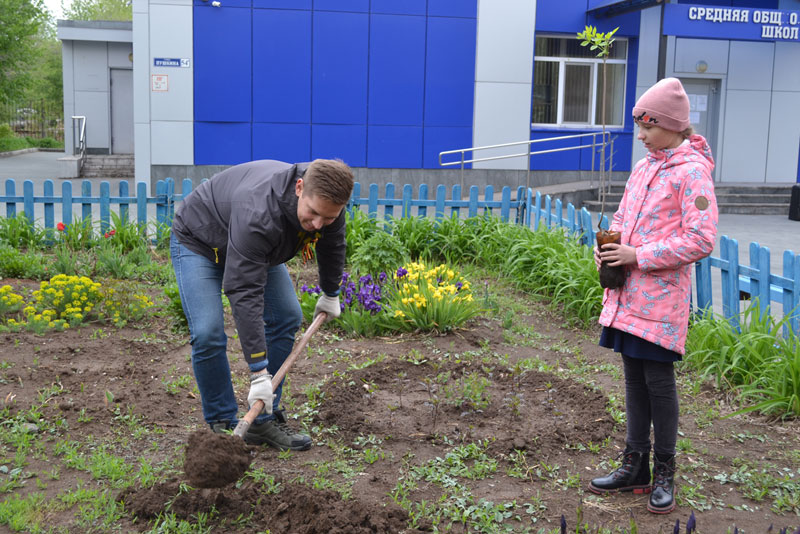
[120,480,422,534]
[1,272,799,533]
[183,430,253,488]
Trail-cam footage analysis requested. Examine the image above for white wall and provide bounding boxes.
[472,0,537,171]
[133,0,194,191]
[637,2,800,184]
[631,5,662,167]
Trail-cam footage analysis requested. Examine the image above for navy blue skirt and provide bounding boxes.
[599,327,681,363]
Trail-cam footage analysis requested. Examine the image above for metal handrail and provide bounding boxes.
[71,115,86,173]
[439,131,612,191]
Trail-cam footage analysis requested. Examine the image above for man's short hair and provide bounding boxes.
[303,159,354,206]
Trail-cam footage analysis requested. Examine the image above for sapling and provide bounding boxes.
[396,370,407,408]
[421,377,440,434]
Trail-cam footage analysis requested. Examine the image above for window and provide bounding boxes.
[532,36,628,128]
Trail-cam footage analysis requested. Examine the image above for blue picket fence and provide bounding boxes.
[1,177,798,335]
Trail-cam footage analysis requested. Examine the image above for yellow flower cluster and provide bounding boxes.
[0,285,24,314]
[32,274,102,326]
[1,277,155,333]
[101,288,155,326]
[396,262,473,310]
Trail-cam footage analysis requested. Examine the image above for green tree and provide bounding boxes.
[25,25,63,106]
[0,0,49,104]
[63,0,132,21]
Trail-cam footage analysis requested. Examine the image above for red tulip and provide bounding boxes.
[57,222,65,232]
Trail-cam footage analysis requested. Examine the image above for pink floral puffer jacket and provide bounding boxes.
[599,134,718,355]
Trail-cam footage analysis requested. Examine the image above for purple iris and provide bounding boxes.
[337,271,390,316]
[396,267,408,278]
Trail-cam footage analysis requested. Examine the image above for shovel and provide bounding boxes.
[232,312,327,439]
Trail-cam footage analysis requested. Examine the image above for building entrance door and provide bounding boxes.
[679,78,720,180]
[110,68,134,154]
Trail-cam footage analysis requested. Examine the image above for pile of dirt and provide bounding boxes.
[183,430,253,487]
[120,480,424,533]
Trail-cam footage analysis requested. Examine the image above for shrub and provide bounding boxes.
[32,137,63,149]
[345,208,380,260]
[0,213,47,250]
[388,216,436,260]
[164,283,188,334]
[98,280,155,327]
[0,137,31,152]
[349,231,409,277]
[0,244,48,279]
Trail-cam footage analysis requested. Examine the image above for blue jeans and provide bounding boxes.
[170,234,302,428]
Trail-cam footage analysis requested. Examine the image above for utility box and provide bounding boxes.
[790,184,800,222]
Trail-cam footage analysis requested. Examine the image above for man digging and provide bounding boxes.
[170,159,353,450]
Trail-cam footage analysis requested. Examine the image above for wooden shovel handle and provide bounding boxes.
[233,312,327,438]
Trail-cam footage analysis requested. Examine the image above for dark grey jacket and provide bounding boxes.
[172,160,346,364]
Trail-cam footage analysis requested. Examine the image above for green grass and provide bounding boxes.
[684,303,800,418]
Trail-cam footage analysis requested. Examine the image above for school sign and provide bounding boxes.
[664,4,800,42]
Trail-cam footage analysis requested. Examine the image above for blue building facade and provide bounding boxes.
[131,0,800,189]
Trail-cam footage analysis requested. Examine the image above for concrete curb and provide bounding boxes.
[0,148,39,158]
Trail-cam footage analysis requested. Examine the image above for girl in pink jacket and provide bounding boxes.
[587,78,718,514]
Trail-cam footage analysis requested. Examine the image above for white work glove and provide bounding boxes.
[314,293,340,323]
[247,372,274,414]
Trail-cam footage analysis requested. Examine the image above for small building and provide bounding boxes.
[125,0,799,192]
[57,20,134,157]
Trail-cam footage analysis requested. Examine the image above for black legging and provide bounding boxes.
[622,355,679,457]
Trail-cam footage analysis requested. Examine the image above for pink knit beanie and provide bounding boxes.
[632,77,690,132]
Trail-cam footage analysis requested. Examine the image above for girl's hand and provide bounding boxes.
[593,246,602,270]
[598,243,638,267]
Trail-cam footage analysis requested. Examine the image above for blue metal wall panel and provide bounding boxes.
[371,0,426,15]
[428,0,477,18]
[195,0,250,8]
[424,17,476,128]
[536,0,586,33]
[367,126,423,168]
[253,9,311,123]
[194,7,251,122]
[587,9,641,35]
[314,0,368,12]
[253,0,310,8]
[194,123,251,165]
[312,11,368,124]
[253,123,311,163]
[677,0,779,6]
[312,124,367,166]
[423,126,472,169]
[368,14,425,126]
[529,131,582,171]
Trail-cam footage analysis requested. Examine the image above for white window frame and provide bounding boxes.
[532,36,628,129]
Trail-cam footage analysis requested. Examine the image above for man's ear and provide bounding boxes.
[295,178,304,198]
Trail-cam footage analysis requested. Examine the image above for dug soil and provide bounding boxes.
[1,270,798,533]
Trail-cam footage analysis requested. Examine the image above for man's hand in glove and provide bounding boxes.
[248,372,274,414]
[314,293,340,323]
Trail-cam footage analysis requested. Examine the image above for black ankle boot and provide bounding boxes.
[589,449,651,494]
[648,454,676,513]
